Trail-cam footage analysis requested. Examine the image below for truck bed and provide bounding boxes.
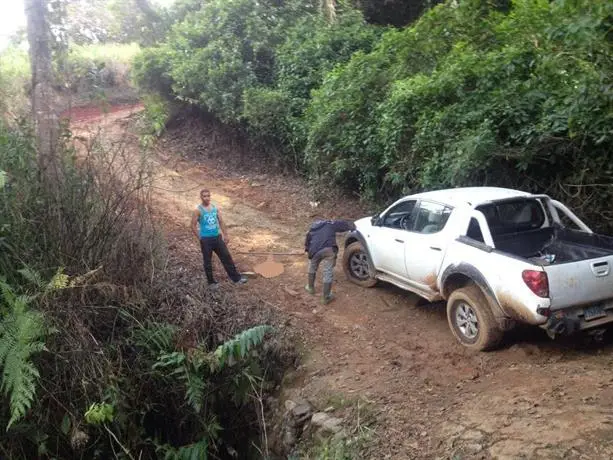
[492,226,613,265]
[493,226,613,310]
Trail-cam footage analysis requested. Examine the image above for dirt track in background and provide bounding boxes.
[72,105,613,459]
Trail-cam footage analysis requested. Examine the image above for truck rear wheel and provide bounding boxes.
[343,242,377,288]
[447,283,503,351]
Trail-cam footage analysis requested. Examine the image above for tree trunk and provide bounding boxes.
[24,0,62,188]
[321,0,337,23]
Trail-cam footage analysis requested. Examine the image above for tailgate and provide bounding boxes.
[545,255,613,310]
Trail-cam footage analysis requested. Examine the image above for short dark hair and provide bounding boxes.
[200,188,210,194]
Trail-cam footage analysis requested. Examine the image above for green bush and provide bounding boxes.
[132,46,175,96]
[140,93,171,147]
[0,47,30,121]
[305,0,613,231]
[158,0,316,122]
[60,43,140,95]
[133,1,380,165]
[244,10,382,166]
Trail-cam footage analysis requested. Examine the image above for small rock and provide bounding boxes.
[420,431,428,437]
[324,406,335,413]
[292,402,313,419]
[465,443,483,454]
[284,400,297,412]
[461,430,484,442]
[284,286,299,296]
[311,412,343,434]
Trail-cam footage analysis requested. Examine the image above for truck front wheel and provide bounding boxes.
[447,283,503,351]
[342,242,377,288]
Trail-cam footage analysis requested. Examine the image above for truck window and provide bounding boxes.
[382,200,417,230]
[466,218,484,242]
[414,201,452,234]
[475,199,545,236]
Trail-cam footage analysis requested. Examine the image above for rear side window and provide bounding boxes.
[466,218,484,242]
[476,199,545,236]
[414,201,452,234]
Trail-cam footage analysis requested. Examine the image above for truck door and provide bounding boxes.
[403,201,453,292]
[369,199,417,279]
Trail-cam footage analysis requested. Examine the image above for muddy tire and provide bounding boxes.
[447,283,503,351]
[343,242,377,288]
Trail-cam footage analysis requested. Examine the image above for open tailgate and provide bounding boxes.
[545,255,613,310]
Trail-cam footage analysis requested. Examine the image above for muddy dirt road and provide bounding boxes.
[74,106,613,459]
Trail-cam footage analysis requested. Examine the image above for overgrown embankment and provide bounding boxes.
[0,114,297,459]
[134,0,613,231]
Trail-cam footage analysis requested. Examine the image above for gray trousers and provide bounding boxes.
[308,247,336,284]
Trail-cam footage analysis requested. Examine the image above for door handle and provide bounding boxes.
[394,239,404,243]
[591,261,610,277]
[430,246,442,252]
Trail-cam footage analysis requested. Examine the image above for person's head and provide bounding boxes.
[200,189,211,205]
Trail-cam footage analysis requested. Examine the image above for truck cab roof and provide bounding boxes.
[411,187,533,208]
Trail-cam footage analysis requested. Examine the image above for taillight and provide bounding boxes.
[522,270,549,298]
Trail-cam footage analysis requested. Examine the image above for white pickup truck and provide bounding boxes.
[342,187,613,351]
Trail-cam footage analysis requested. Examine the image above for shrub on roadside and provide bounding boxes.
[0,46,30,122]
[60,43,140,98]
[243,10,382,168]
[139,93,170,147]
[305,0,613,232]
[0,120,296,458]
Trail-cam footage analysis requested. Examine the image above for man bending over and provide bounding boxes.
[305,219,356,304]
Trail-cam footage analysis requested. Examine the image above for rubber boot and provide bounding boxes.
[322,282,334,305]
[305,273,316,295]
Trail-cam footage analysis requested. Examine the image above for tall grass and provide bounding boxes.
[0,46,30,120]
[63,43,140,93]
[0,43,141,124]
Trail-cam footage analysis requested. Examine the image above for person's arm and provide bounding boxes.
[217,207,229,243]
[332,220,356,233]
[304,231,312,253]
[191,207,201,239]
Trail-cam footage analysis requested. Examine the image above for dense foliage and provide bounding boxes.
[0,122,292,458]
[307,0,613,226]
[136,0,613,231]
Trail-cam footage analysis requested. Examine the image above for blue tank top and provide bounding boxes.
[198,205,220,238]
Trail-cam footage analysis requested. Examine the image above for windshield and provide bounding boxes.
[476,199,546,236]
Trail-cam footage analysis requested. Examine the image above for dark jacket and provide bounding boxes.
[304,220,356,259]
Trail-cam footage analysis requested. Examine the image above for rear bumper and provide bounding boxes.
[543,303,613,336]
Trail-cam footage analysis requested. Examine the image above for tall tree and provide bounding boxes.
[24,0,62,187]
[321,0,337,23]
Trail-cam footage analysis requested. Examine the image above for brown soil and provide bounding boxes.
[72,105,613,459]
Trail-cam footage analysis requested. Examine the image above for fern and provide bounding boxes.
[214,325,273,369]
[0,281,48,429]
[150,325,273,415]
[153,351,208,413]
[133,321,177,356]
[18,266,69,293]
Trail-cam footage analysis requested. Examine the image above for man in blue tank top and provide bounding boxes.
[191,189,247,288]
